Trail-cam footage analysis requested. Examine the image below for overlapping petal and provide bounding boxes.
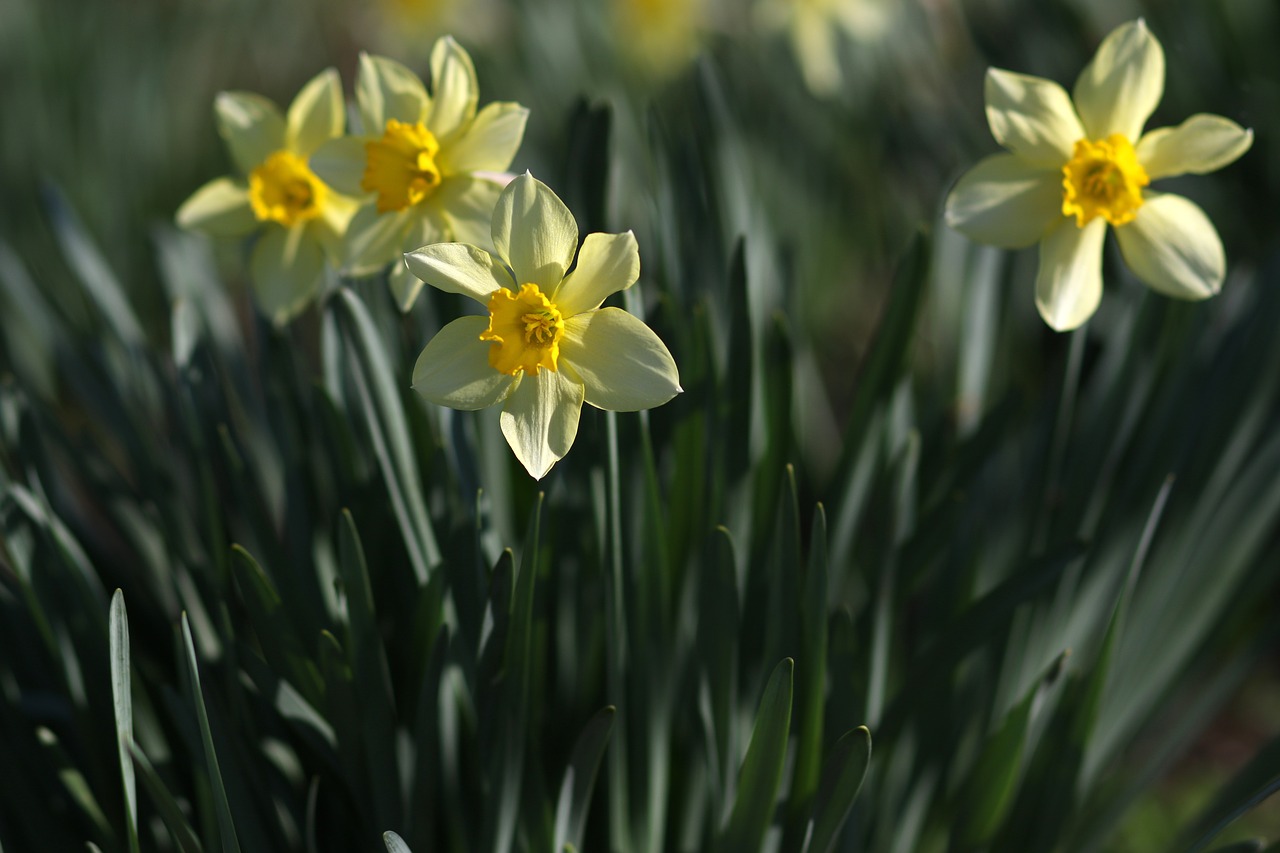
[286,68,344,157]
[175,178,257,236]
[560,308,681,411]
[436,175,506,247]
[1136,114,1254,181]
[491,174,580,291]
[309,137,369,197]
[553,231,640,317]
[413,316,515,410]
[404,242,514,304]
[984,69,1084,166]
[250,226,326,325]
[1035,218,1107,331]
[944,154,1063,249]
[427,36,479,140]
[342,205,415,275]
[1074,19,1165,141]
[1115,192,1224,299]
[215,92,285,175]
[500,369,585,479]
[439,102,530,175]
[356,53,429,135]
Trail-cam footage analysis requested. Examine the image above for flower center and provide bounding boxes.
[1061,134,1149,228]
[361,119,443,213]
[481,283,565,376]
[248,150,326,227]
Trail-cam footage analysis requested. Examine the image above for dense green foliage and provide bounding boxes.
[3,0,1279,851]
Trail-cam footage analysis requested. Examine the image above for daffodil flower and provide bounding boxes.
[754,0,889,96]
[944,19,1253,331]
[176,69,357,325]
[407,174,681,479]
[309,37,529,311]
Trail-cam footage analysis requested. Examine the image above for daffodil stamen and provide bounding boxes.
[1061,134,1150,228]
[482,283,565,375]
[362,119,444,213]
[248,151,327,227]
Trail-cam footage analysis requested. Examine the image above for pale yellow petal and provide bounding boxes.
[984,68,1084,166]
[427,36,478,141]
[1115,192,1224,300]
[560,308,681,411]
[552,231,640,317]
[1035,218,1107,331]
[436,175,504,248]
[175,177,257,236]
[1135,114,1253,180]
[356,53,429,136]
[944,154,1063,249]
[491,173,579,291]
[310,136,369,198]
[439,102,529,175]
[342,204,414,276]
[500,368,584,479]
[791,10,841,97]
[1073,19,1165,141]
[215,92,285,175]
[413,316,514,410]
[403,242,514,305]
[250,225,326,325]
[286,68,344,157]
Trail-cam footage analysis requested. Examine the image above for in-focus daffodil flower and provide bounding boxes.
[406,174,681,479]
[309,37,529,311]
[754,0,889,96]
[944,20,1253,331]
[176,69,357,325]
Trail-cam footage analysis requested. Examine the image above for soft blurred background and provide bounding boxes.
[3,0,1279,850]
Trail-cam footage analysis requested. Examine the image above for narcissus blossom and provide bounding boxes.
[754,0,890,96]
[309,37,528,311]
[407,174,681,479]
[176,69,357,324]
[945,20,1253,331]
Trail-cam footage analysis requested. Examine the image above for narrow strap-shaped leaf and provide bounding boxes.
[181,613,242,853]
[35,727,113,843]
[1180,773,1280,853]
[128,741,205,853]
[716,657,795,853]
[109,590,140,853]
[383,830,413,853]
[553,706,617,853]
[801,726,872,853]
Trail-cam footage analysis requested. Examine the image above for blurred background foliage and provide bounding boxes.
[2,0,1279,850]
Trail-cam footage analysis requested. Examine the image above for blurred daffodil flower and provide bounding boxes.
[945,20,1253,331]
[613,0,704,81]
[176,69,357,324]
[309,37,529,311]
[406,174,681,479]
[755,0,890,96]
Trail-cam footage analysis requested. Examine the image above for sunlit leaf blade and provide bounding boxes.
[802,726,872,853]
[553,705,616,852]
[383,830,413,853]
[128,740,205,853]
[109,590,139,853]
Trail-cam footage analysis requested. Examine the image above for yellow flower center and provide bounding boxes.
[248,150,326,227]
[481,283,565,376]
[361,119,443,213]
[1061,134,1150,228]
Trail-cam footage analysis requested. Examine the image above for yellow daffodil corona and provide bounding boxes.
[176,69,358,324]
[944,19,1253,331]
[309,37,529,312]
[406,174,682,479]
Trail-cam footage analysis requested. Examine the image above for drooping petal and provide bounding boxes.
[356,53,429,136]
[286,68,344,157]
[313,193,359,261]
[427,36,479,141]
[434,176,503,248]
[250,225,326,325]
[491,173,579,291]
[500,368,585,479]
[413,316,514,410]
[984,68,1085,166]
[342,204,414,276]
[944,154,1063,249]
[1115,192,1224,300]
[1073,19,1165,141]
[1035,218,1107,331]
[310,136,370,197]
[790,9,841,97]
[438,102,529,175]
[388,213,450,310]
[560,308,680,411]
[1135,114,1254,180]
[216,92,286,175]
[553,232,640,317]
[175,177,257,236]
[404,242,514,305]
